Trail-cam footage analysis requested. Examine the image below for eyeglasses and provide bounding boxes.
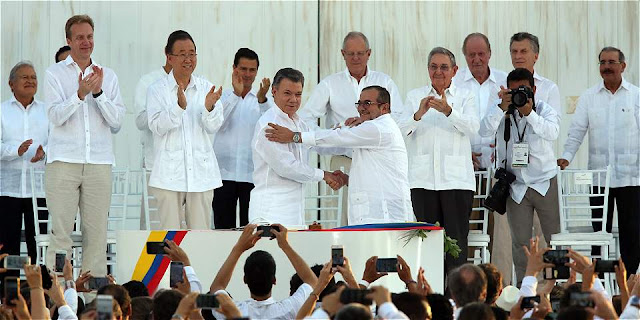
[429,64,451,72]
[343,50,369,58]
[170,53,197,60]
[355,101,385,107]
[598,60,622,66]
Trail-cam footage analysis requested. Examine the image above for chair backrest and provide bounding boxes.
[556,166,611,233]
[304,167,344,229]
[30,168,50,236]
[109,168,130,231]
[470,169,492,234]
[141,169,159,230]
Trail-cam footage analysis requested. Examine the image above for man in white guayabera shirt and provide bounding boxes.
[146,30,224,230]
[265,85,413,226]
[44,15,125,276]
[249,68,344,227]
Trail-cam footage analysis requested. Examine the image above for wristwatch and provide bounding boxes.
[170,314,184,320]
[292,132,301,143]
[64,280,76,290]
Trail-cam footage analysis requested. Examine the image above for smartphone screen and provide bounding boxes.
[4,277,19,306]
[375,258,398,272]
[339,288,372,305]
[4,255,30,270]
[331,245,344,267]
[570,292,594,308]
[257,225,279,238]
[55,251,66,272]
[146,242,166,255]
[521,296,541,309]
[543,250,569,266]
[594,260,619,273]
[96,295,113,320]
[88,277,110,290]
[196,294,219,309]
[40,265,53,290]
[170,262,184,288]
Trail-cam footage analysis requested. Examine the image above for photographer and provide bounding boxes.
[478,68,560,285]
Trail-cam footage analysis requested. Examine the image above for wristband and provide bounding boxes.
[358,279,370,288]
[405,280,417,289]
[92,90,103,98]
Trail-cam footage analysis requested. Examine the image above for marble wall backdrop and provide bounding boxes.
[1,1,638,170]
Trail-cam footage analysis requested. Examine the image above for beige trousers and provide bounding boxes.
[330,155,352,226]
[44,162,111,276]
[149,187,213,230]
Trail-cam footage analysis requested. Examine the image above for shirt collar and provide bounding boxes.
[463,66,498,84]
[597,76,632,93]
[428,83,456,97]
[246,297,276,306]
[272,102,299,122]
[343,66,371,80]
[64,54,101,70]
[533,70,543,81]
[9,95,35,110]
[167,70,197,90]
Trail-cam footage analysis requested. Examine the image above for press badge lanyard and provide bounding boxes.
[510,116,529,168]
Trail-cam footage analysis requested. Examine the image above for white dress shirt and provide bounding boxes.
[453,67,507,169]
[561,78,640,188]
[479,100,560,203]
[398,84,479,191]
[299,68,404,129]
[147,71,224,192]
[214,282,313,320]
[135,67,168,169]
[44,55,125,165]
[250,106,324,227]
[1,97,48,197]
[301,114,413,225]
[214,89,270,183]
[533,71,562,116]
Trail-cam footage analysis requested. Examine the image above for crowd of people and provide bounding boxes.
[1,227,639,319]
[1,12,639,320]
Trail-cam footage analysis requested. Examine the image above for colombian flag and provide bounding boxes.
[130,230,188,294]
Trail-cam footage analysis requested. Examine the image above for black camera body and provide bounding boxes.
[508,85,534,111]
[483,168,516,214]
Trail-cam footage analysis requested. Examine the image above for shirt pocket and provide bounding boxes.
[194,150,213,178]
[444,155,469,182]
[616,153,639,177]
[409,154,433,180]
[349,191,370,224]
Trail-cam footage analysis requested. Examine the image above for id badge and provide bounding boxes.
[512,143,529,167]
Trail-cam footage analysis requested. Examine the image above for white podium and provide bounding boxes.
[115,228,444,300]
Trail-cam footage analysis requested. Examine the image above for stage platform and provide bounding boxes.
[115,225,444,300]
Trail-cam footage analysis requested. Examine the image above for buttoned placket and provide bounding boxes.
[75,63,94,163]
[607,90,616,167]
[184,85,194,191]
[20,101,31,196]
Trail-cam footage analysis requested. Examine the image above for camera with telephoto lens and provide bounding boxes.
[508,85,534,111]
[483,168,516,214]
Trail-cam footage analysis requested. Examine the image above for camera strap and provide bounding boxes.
[510,116,528,143]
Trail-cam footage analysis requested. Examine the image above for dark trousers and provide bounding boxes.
[590,186,640,274]
[212,180,254,229]
[411,188,473,275]
[0,196,48,294]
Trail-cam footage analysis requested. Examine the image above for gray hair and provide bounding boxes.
[462,32,491,55]
[510,32,540,54]
[9,60,35,82]
[342,31,370,50]
[428,47,456,67]
[273,67,305,89]
[599,46,626,63]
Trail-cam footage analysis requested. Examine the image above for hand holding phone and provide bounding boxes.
[594,260,619,273]
[196,294,219,309]
[3,255,30,270]
[88,277,110,291]
[375,258,398,273]
[521,296,541,309]
[55,251,67,272]
[331,245,344,267]
[146,241,168,255]
[257,225,280,238]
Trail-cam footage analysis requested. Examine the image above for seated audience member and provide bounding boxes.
[391,292,432,320]
[426,294,454,320]
[152,290,184,320]
[479,263,503,305]
[130,296,152,320]
[448,263,487,315]
[123,280,149,298]
[209,224,318,319]
[458,302,495,320]
[98,284,132,320]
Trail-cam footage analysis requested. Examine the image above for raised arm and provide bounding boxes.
[209,224,261,292]
[272,224,318,287]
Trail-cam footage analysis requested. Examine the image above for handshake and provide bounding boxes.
[323,170,348,190]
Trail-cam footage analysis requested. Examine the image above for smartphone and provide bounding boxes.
[40,265,53,290]
[331,245,344,267]
[594,259,619,273]
[257,225,279,238]
[96,294,113,320]
[170,262,184,288]
[543,266,570,280]
[146,241,167,255]
[376,258,398,273]
[55,250,67,272]
[3,255,30,270]
[570,292,594,308]
[543,250,569,266]
[340,288,373,305]
[3,277,19,306]
[196,294,219,309]
[521,295,541,309]
[88,277,110,291]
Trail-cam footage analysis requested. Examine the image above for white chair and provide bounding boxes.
[141,169,159,230]
[550,166,614,293]
[468,169,492,264]
[304,172,344,229]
